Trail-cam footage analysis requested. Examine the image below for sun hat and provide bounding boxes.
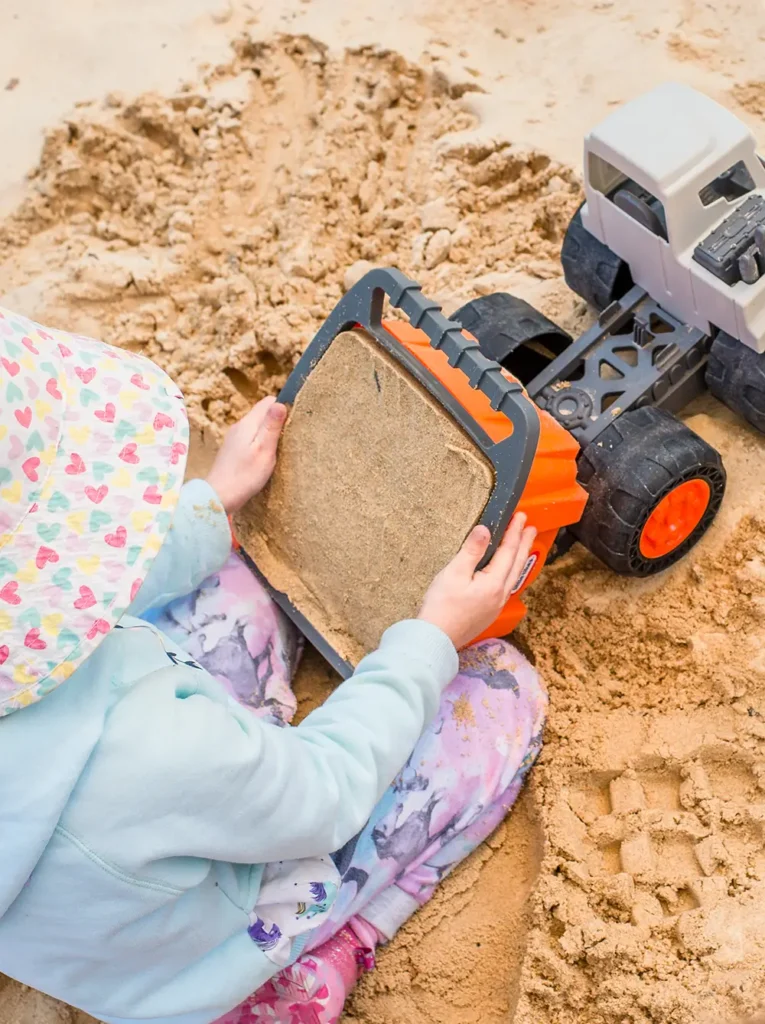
[0,306,188,717]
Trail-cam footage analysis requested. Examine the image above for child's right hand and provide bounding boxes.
[206,397,288,514]
[417,513,536,650]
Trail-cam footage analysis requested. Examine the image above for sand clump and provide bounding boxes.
[2,29,765,1024]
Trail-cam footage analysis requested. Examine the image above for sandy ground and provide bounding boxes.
[3,1,765,1023]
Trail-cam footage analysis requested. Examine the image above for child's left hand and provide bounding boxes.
[206,397,288,514]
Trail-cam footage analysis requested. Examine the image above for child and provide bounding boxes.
[0,306,545,1024]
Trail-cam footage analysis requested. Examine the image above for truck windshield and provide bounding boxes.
[699,159,755,207]
[588,153,669,241]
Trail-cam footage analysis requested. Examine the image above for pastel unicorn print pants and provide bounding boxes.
[155,553,547,983]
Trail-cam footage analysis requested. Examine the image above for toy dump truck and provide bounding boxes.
[239,83,765,674]
[454,82,765,576]
[239,268,588,676]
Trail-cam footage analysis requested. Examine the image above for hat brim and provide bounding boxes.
[0,312,188,716]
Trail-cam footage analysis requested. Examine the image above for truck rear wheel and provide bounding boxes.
[706,330,765,434]
[571,407,725,576]
[451,292,571,385]
[561,205,633,311]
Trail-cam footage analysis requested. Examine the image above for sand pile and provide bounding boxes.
[514,505,765,1024]
[2,30,765,1024]
[0,34,578,442]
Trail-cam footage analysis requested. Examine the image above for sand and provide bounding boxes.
[3,2,765,1023]
[240,328,494,666]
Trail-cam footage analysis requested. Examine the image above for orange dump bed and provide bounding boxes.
[386,319,588,637]
[244,267,590,679]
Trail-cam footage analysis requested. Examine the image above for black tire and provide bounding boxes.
[451,292,572,385]
[571,407,725,576]
[546,527,576,565]
[561,204,633,311]
[706,330,765,434]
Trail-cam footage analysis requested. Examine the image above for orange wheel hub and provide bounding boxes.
[639,478,711,559]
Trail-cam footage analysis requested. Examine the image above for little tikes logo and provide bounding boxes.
[510,552,539,595]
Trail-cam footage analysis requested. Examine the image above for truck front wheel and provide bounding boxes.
[450,292,571,385]
[571,407,725,576]
[706,330,765,434]
[561,205,632,311]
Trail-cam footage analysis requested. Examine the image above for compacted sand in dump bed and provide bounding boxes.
[240,328,494,665]
[2,32,765,1024]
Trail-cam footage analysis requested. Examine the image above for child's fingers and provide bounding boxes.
[480,512,527,581]
[249,404,287,479]
[503,526,537,598]
[254,402,287,449]
[451,525,492,576]
[263,401,288,433]
[242,396,278,439]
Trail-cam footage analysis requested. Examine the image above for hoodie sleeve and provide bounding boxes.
[129,479,232,616]
[63,620,458,872]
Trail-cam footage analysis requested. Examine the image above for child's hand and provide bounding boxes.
[206,397,288,514]
[417,513,536,650]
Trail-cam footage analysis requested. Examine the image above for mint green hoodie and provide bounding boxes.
[0,479,458,1024]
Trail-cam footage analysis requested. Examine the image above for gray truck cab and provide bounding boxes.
[581,82,765,353]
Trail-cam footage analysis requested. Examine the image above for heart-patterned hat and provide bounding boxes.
[0,306,188,717]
